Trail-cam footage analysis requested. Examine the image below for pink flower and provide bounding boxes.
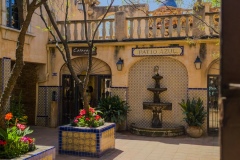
[95,115,101,121]
[85,117,90,121]
[80,109,86,116]
[20,137,34,144]
[74,119,78,123]
[89,107,95,113]
[17,123,26,131]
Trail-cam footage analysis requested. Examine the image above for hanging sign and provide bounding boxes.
[132,46,184,57]
[72,47,97,56]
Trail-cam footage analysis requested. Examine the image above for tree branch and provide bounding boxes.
[39,5,67,63]
[64,0,69,41]
[43,2,82,85]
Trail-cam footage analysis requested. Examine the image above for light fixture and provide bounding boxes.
[194,56,202,70]
[116,58,124,71]
[77,0,83,11]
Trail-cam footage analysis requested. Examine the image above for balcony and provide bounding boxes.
[56,11,220,42]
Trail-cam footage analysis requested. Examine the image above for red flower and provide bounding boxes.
[0,140,7,146]
[76,115,82,119]
[28,138,34,144]
[85,117,90,121]
[17,123,26,131]
[5,113,13,121]
[95,115,101,121]
[89,107,95,113]
[80,109,86,116]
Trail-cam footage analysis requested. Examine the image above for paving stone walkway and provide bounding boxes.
[30,126,219,160]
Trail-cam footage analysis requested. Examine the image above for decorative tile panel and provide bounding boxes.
[110,87,128,101]
[37,86,62,127]
[128,57,188,128]
[0,57,11,112]
[59,123,115,158]
[14,145,55,160]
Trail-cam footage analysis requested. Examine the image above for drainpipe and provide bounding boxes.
[35,46,50,125]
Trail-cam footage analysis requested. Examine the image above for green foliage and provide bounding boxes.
[97,95,130,124]
[179,98,207,127]
[0,112,35,159]
[0,126,33,159]
[10,91,28,124]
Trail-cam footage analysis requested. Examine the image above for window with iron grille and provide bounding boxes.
[6,0,19,29]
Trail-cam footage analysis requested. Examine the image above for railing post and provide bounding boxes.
[115,11,127,41]
[192,1,206,37]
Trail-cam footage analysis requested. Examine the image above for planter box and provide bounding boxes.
[58,123,115,158]
[12,145,55,160]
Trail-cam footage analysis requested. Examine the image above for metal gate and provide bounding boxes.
[207,75,220,135]
[61,74,111,125]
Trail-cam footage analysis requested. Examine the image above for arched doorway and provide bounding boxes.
[128,57,188,128]
[207,60,220,135]
[60,57,111,124]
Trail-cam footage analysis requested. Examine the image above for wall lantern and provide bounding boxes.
[116,58,124,71]
[194,56,202,70]
[77,0,83,11]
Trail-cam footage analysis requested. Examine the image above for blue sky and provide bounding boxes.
[99,0,195,11]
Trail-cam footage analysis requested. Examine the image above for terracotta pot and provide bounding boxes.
[186,126,203,138]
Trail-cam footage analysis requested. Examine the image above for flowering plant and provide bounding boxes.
[0,112,35,159]
[72,106,104,127]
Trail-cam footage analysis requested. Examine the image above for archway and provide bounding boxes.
[60,57,111,124]
[128,57,188,128]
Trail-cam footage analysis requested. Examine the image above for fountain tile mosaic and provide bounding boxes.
[128,57,188,128]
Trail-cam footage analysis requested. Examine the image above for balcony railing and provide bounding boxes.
[56,12,219,42]
[57,18,115,41]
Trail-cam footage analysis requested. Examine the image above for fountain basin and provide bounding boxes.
[143,102,172,110]
[147,88,167,92]
[130,123,185,137]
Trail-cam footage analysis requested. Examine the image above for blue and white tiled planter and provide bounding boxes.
[58,123,115,158]
[12,145,55,160]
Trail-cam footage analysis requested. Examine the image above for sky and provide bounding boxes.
[99,0,195,11]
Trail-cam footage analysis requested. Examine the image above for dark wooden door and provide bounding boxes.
[221,1,240,159]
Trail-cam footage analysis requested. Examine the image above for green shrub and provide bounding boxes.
[179,98,207,127]
[97,95,130,124]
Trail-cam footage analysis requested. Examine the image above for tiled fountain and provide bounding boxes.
[130,66,185,137]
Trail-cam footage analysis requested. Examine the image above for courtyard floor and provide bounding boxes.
[30,126,219,160]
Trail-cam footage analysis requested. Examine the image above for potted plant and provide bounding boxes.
[97,95,130,131]
[0,112,56,159]
[179,98,207,138]
[59,106,115,158]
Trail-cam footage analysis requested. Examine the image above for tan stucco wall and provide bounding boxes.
[45,39,219,88]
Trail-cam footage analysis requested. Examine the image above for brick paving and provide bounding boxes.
[30,126,219,160]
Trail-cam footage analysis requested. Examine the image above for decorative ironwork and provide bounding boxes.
[207,75,219,135]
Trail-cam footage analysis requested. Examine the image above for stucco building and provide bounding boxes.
[0,0,220,135]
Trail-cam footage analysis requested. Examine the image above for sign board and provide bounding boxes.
[72,47,97,56]
[132,46,184,57]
